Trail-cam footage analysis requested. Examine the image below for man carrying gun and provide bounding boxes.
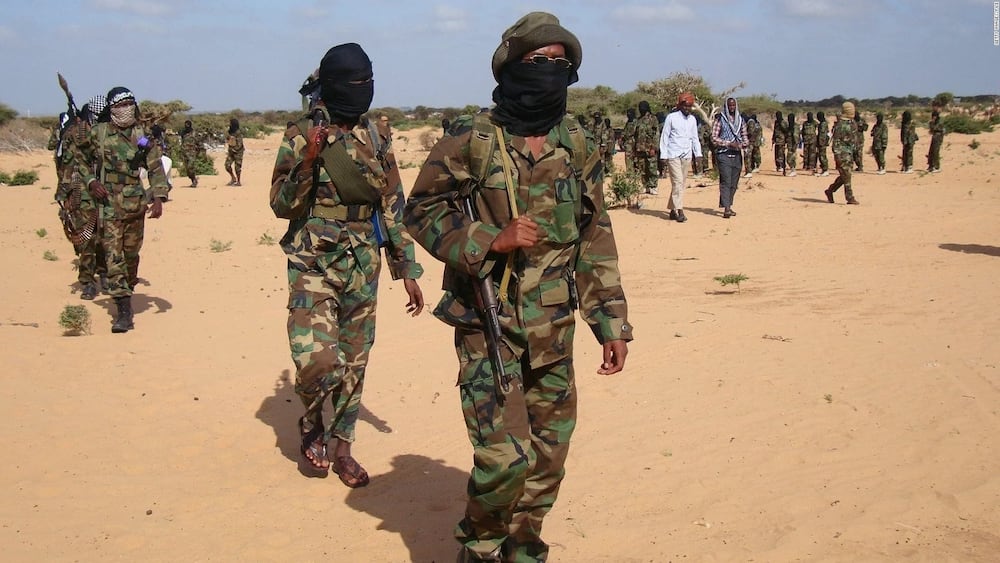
[268,42,424,487]
[403,12,632,562]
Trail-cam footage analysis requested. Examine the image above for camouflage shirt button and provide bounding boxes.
[622,323,631,332]
[470,249,479,256]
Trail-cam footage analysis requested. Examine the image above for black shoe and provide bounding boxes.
[723,210,733,219]
[668,209,677,221]
[80,283,97,300]
[824,188,835,203]
[111,296,134,333]
[676,210,687,223]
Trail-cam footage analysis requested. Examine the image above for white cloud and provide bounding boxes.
[432,5,469,33]
[89,0,172,17]
[610,3,696,24]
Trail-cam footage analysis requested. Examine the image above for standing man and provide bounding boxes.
[870,112,888,175]
[927,109,944,173]
[712,97,749,219]
[635,100,660,195]
[824,102,860,205]
[743,113,762,178]
[403,12,632,562]
[772,111,787,175]
[785,113,798,176]
[801,112,818,174]
[853,111,868,172]
[601,117,616,173]
[900,110,918,173]
[815,111,830,176]
[620,107,637,174]
[74,87,168,332]
[179,120,203,187]
[659,92,702,223]
[225,118,244,186]
[269,43,425,486]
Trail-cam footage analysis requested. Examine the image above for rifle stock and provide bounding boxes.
[461,195,509,405]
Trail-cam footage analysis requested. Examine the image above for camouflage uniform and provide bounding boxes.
[74,97,168,317]
[58,117,105,291]
[927,112,944,171]
[225,125,245,184]
[852,116,868,171]
[180,122,204,186]
[801,115,818,172]
[270,107,423,457]
[634,108,660,193]
[697,118,714,174]
[744,116,763,175]
[404,111,633,561]
[600,118,616,173]
[825,111,859,203]
[785,115,798,173]
[870,115,888,173]
[816,113,830,174]
[900,112,919,172]
[772,112,787,173]
[620,110,637,174]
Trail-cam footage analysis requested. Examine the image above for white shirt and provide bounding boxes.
[659,110,702,160]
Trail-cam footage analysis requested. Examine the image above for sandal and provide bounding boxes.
[298,417,330,473]
[332,455,370,488]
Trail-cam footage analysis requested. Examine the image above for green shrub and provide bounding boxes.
[607,171,643,208]
[941,114,993,135]
[0,171,9,184]
[257,232,276,245]
[43,250,58,261]
[9,170,39,186]
[36,228,47,238]
[210,239,232,253]
[969,139,980,150]
[714,273,749,293]
[58,304,91,335]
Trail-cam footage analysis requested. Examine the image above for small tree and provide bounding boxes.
[714,273,749,293]
[59,304,91,335]
[0,102,17,127]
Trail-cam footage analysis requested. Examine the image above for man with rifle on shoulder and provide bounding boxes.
[403,12,632,562]
[269,42,424,487]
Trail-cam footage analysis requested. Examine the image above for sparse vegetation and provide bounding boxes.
[824,394,833,404]
[257,232,276,245]
[0,169,40,186]
[714,273,749,293]
[210,239,233,253]
[58,304,91,335]
[607,171,643,208]
[969,139,980,150]
[36,228,47,238]
[43,250,58,261]
[942,114,993,135]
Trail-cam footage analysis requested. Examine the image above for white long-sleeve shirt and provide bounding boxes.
[659,110,702,160]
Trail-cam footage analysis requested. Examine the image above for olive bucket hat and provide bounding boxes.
[491,12,582,81]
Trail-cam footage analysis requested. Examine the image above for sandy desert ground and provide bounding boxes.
[1,120,998,562]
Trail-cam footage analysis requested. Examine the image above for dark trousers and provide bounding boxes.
[717,150,742,209]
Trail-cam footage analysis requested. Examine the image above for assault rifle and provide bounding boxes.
[460,194,510,405]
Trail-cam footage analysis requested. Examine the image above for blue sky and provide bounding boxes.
[2,0,997,116]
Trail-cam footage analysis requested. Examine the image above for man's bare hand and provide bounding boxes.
[597,340,628,375]
[147,198,164,219]
[403,278,424,317]
[490,216,539,253]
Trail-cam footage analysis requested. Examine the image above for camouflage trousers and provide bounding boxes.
[181,150,197,180]
[288,261,378,445]
[928,134,943,169]
[453,328,577,563]
[828,156,855,201]
[745,146,762,173]
[774,144,786,172]
[74,197,107,286]
[902,143,915,170]
[803,142,817,171]
[872,146,886,170]
[785,144,798,171]
[852,147,864,171]
[100,210,145,298]
[225,151,243,177]
[636,154,659,192]
[817,145,829,172]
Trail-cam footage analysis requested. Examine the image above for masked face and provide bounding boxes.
[110,101,136,129]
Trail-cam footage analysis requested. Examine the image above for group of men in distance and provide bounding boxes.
[48,86,248,333]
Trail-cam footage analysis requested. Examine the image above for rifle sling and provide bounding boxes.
[318,137,379,205]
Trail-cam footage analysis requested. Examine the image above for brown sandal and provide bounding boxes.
[332,455,370,488]
[299,417,329,473]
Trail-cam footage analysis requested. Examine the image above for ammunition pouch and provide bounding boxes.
[311,203,374,222]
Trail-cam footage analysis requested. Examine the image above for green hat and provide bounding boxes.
[491,12,582,81]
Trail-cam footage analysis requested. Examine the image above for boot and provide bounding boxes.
[80,283,98,300]
[112,296,134,333]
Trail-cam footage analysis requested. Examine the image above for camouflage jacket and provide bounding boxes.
[871,122,889,149]
[786,121,799,147]
[226,131,245,157]
[772,121,787,145]
[269,118,423,289]
[403,113,633,369]
[817,120,830,147]
[801,120,818,145]
[831,117,857,160]
[746,119,762,148]
[620,120,637,153]
[73,121,169,208]
[54,119,92,202]
[181,130,205,155]
[634,113,659,154]
[929,118,945,138]
[854,120,869,145]
[901,122,919,145]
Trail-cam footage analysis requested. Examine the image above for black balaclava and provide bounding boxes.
[787,113,795,127]
[229,118,239,135]
[318,42,375,125]
[626,108,636,122]
[806,111,814,122]
[182,120,193,135]
[638,100,651,116]
[492,58,576,137]
[876,112,884,125]
[817,111,825,122]
[902,110,912,124]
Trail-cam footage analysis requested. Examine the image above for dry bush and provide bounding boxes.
[0,118,49,153]
[418,130,438,151]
